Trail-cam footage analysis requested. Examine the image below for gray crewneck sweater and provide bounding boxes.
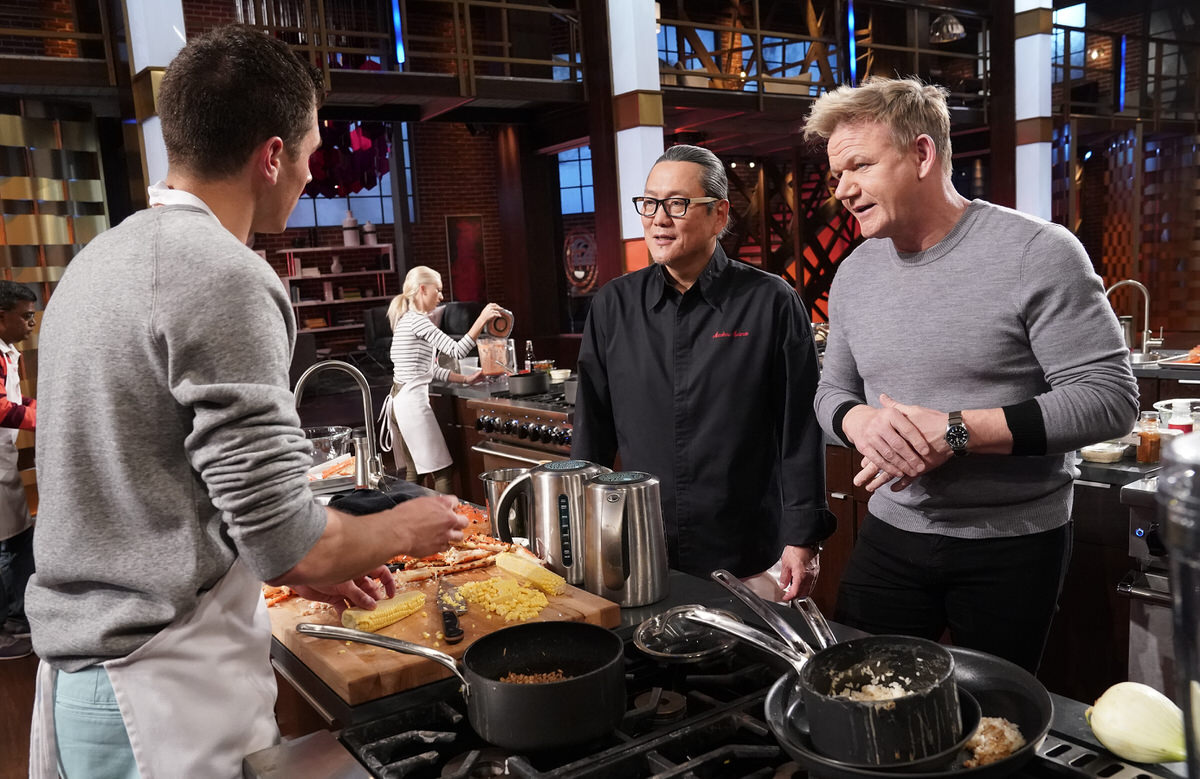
[27,205,327,670]
[814,200,1138,538]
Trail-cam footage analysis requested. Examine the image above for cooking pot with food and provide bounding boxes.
[297,620,625,752]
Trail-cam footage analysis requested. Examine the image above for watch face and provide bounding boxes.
[946,425,969,451]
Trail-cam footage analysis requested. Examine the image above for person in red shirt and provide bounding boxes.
[0,280,36,660]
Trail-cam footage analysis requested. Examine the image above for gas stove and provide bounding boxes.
[467,389,573,455]
[338,637,795,777]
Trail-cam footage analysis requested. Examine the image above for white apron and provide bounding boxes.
[29,560,279,778]
[386,372,452,473]
[0,343,30,541]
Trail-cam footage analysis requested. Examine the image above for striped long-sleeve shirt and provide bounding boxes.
[389,310,476,384]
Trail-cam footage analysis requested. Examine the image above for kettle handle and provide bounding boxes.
[493,472,532,544]
[600,488,628,591]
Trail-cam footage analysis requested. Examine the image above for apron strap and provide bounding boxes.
[377,390,396,453]
[28,660,58,779]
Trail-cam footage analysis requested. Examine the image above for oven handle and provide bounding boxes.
[1117,570,1173,606]
[470,443,551,467]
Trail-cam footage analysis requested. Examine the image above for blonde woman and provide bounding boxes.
[383,266,503,492]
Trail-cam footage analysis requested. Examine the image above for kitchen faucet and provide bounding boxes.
[294,359,383,489]
[1104,279,1164,362]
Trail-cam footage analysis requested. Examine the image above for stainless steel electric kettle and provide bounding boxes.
[583,471,669,607]
[493,459,611,584]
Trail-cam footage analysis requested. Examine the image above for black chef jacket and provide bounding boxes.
[572,244,834,578]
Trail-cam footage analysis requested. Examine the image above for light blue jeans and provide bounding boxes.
[54,665,138,778]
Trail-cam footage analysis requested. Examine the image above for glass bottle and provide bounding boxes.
[524,339,535,373]
[1137,410,1162,464]
[1169,401,1195,434]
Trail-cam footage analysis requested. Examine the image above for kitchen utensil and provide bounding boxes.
[633,605,743,664]
[584,471,669,607]
[493,460,612,584]
[1158,432,1200,777]
[801,636,962,766]
[766,645,1054,779]
[711,569,815,656]
[683,606,809,675]
[296,620,625,752]
[478,335,516,376]
[302,425,353,465]
[478,467,530,540]
[506,371,550,396]
[777,687,982,773]
[549,368,571,382]
[563,376,578,405]
[484,307,514,338]
[791,595,837,651]
[436,579,464,644]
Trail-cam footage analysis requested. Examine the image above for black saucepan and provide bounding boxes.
[297,620,625,752]
[765,645,1054,779]
[507,371,550,396]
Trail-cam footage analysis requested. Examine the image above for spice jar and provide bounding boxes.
[1137,411,1162,464]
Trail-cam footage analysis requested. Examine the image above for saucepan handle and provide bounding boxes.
[683,607,808,676]
[789,597,836,651]
[296,623,469,690]
[711,569,814,658]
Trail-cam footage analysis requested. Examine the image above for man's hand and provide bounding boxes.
[389,494,469,559]
[852,394,954,492]
[291,564,397,614]
[842,395,932,483]
[778,544,820,601]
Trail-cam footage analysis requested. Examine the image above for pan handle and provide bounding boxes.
[789,597,836,651]
[684,607,808,676]
[296,623,469,689]
[711,569,814,658]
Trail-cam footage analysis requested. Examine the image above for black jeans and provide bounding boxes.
[834,515,1072,673]
[0,523,34,622]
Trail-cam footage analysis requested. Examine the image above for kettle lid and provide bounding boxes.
[591,471,654,484]
[541,459,596,472]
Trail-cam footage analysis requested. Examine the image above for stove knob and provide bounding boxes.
[518,423,530,439]
[560,428,572,447]
[475,416,486,431]
[548,427,564,445]
[529,424,545,442]
[1145,522,1168,558]
[504,419,520,435]
[483,416,498,433]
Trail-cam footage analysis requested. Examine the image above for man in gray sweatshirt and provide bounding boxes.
[25,26,467,777]
[806,77,1138,672]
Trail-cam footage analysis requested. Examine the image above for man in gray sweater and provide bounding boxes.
[25,26,466,777]
[806,77,1138,672]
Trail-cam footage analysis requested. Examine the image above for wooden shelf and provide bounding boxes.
[298,324,362,334]
[274,245,396,350]
[282,269,391,282]
[293,295,392,308]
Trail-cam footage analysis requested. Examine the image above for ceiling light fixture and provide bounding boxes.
[929,13,966,44]
[748,161,756,168]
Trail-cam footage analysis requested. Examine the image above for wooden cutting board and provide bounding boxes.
[269,567,620,705]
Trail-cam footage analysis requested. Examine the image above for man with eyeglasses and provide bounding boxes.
[572,144,833,601]
[0,280,37,661]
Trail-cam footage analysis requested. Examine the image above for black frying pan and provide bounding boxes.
[764,645,1054,779]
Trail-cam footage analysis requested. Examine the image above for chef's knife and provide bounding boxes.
[436,578,465,644]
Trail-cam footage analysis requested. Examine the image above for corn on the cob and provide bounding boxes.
[495,551,566,596]
[341,591,425,632]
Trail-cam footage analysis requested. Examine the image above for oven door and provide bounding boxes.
[1118,569,1177,698]
[470,440,566,472]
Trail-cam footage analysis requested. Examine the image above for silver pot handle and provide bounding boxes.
[492,470,533,543]
[601,489,628,591]
[711,569,814,657]
[296,623,469,690]
[789,597,837,651]
[469,443,550,467]
[684,607,808,676]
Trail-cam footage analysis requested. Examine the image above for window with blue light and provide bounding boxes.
[400,122,416,223]
[558,146,593,215]
[1052,4,1087,84]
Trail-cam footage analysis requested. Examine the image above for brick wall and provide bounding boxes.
[406,122,506,307]
[182,0,238,35]
[0,0,79,57]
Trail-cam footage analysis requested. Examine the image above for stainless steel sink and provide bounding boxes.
[1131,352,1165,365]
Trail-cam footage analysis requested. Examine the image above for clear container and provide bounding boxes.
[303,426,353,465]
[478,335,516,376]
[1155,432,1200,778]
[1169,400,1195,434]
[1138,410,1162,464]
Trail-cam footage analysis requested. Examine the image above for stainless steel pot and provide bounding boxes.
[507,371,549,396]
[494,459,612,584]
[583,471,669,607]
[478,467,530,539]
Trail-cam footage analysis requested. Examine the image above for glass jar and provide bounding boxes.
[1137,410,1162,464]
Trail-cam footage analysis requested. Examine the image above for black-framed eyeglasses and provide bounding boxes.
[632,196,721,218]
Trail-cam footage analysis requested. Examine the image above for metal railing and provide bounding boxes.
[0,0,116,86]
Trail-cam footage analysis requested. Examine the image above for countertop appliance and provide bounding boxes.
[1119,476,1178,697]
[583,471,669,607]
[467,386,574,473]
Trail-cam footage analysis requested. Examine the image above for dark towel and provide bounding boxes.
[326,481,429,516]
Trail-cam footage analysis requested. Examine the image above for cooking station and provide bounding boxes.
[250,567,1184,779]
[464,383,574,474]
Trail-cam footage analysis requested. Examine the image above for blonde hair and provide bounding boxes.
[804,76,953,177]
[387,265,441,327]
